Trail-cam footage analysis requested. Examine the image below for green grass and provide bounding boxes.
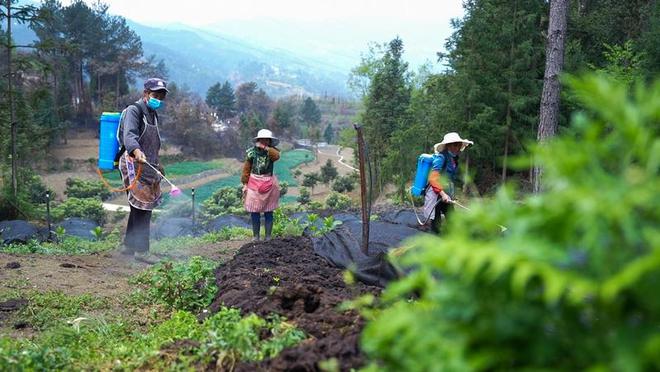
[0,234,120,255]
[161,160,225,177]
[280,195,298,204]
[99,160,225,184]
[274,149,315,187]
[0,230,248,256]
[0,256,306,370]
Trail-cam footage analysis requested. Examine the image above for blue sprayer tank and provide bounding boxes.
[98,112,122,170]
[411,153,434,196]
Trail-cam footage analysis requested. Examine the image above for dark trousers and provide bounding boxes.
[431,201,452,234]
[251,212,274,239]
[124,205,152,253]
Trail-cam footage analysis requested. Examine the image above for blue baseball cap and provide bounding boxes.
[144,78,169,92]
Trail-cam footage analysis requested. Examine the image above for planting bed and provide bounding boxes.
[209,237,380,371]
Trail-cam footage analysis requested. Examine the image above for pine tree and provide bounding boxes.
[300,97,321,126]
[361,37,411,193]
[323,123,334,144]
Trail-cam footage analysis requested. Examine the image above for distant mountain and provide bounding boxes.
[127,21,349,98]
[10,19,350,98]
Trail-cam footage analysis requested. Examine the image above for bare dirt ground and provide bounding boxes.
[0,240,246,299]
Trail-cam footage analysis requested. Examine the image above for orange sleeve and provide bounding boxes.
[267,147,280,161]
[241,160,252,184]
[428,170,443,193]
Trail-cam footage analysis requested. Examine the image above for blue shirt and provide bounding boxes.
[432,151,459,196]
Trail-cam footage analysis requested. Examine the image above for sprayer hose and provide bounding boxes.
[96,163,143,193]
[408,188,447,226]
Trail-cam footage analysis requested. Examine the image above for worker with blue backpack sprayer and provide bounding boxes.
[410,132,474,234]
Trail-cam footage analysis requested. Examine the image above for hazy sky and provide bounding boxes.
[84,0,464,25]
[59,0,465,70]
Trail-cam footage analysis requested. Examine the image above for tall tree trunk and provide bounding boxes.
[7,0,18,208]
[533,0,569,193]
[503,0,518,182]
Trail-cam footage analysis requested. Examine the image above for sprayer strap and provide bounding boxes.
[96,163,143,193]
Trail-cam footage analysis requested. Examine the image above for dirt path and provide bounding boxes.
[317,145,358,171]
[289,145,358,201]
[0,240,246,298]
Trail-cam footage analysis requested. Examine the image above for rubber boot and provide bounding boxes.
[251,213,261,241]
[264,219,273,240]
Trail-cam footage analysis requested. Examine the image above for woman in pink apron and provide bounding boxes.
[241,129,281,240]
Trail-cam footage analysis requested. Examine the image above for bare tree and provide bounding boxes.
[533,0,569,193]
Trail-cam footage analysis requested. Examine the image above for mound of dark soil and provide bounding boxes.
[209,237,379,371]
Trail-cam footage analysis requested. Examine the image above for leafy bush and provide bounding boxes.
[279,181,289,197]
[272,208,306,237]
[64,178,112,201]
[297,187,311,205]
[325,192,352,210]
[0,168,53,220]
[357,76,660,371]
[200,185,244,222]
[52,197,107,225]
[302,172,321,192]
[332,174,356,193]
[320,159,338,185]
[131,256,218,312]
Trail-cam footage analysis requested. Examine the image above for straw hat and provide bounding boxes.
[254,129,279,146]
[433,132,474,153]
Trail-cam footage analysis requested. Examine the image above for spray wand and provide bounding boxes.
[144,162,182,197]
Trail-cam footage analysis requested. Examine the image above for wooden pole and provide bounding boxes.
[7,0,18,208]
[354,124,369,255]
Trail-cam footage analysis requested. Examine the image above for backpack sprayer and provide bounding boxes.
[409,153,445,226]
[97,111,181,197]
[409,152,507,232]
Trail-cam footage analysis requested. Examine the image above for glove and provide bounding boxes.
[439,190,452,203]
[132,149,147,163]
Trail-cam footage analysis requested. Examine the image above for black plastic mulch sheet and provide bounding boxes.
[0,220,41,245]
[311,219,425,287]
[57,218,99,240]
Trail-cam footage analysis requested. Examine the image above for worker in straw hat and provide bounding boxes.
[424,132,474,234]
[241,129,281,240]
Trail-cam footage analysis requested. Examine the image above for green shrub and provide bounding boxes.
[131,256,218,312]
[332,174,356,193]
[200,185,244,222]
[320,159,338,185]
[52,197,106,225]
[0,168,53,220]
[279,181,289,197]
[297,187,311,205]
[357,76,660,371]
[272,208,306,237]
[325,192,352,210]
[302,172,320,192]
[64,178,112,201]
